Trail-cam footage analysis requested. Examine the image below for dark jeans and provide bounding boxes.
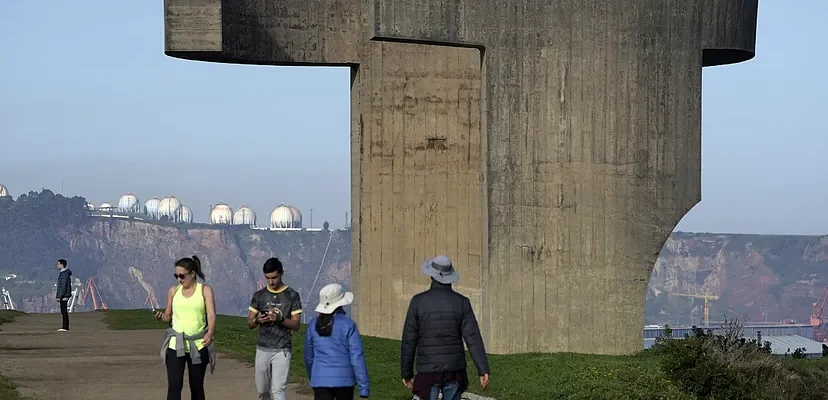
[59,299,69,330]
[429,381,460,400]
[166,347,209,400]
[312,386,355,400]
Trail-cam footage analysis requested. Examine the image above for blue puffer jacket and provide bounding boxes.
[304,312,370,397]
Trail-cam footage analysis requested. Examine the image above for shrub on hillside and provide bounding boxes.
[651,319,828,400]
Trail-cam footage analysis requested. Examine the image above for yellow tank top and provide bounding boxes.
[168,282,207,351]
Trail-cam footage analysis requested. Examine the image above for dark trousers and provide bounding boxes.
[59,299,69,330]
[166,347,209,400]
[312,386,355,400]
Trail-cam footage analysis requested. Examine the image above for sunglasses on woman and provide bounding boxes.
[173,272,191,280]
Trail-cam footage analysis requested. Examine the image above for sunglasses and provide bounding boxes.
[173,272,191,280]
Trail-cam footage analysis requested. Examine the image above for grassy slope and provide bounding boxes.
[0,310,32,400]
[105,309,690,399]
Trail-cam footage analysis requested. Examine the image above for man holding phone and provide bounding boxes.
[247,257,302,400]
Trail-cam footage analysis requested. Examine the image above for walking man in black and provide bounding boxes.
[55,259,72,332]
[400,255,490,400]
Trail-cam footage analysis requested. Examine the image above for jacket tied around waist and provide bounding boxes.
[160,327,217,374]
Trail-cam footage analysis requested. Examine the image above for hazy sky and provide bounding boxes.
[1,1,825,234]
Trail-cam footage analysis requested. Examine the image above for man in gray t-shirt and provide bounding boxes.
[247,258,302,400]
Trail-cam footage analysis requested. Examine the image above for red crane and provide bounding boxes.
[811,286,827,342]
[82,277,108,311]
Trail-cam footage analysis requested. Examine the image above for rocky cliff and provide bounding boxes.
[1,190,825,325]
[646,232,828,325]
[11,218,351,316]
[13,223,828,325]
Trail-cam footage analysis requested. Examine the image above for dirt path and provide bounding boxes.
[0,312,312,400]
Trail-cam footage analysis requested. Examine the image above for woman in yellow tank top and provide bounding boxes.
[153,255,217,400]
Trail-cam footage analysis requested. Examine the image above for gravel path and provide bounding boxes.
[0,312,312,400]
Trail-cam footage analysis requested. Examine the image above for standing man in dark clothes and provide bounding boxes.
[55,259,72,332]
[400,255,490,400]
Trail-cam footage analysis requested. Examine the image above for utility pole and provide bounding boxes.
[310,208,313,229]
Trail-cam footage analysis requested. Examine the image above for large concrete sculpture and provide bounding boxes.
[164,0,758,355]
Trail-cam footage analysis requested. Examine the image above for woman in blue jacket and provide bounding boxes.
[304,283,370,399]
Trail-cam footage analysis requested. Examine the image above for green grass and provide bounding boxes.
[105,309,690,399]
[0,310,25,328]
[0,310,32,400]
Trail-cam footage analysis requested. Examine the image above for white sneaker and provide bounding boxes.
[57,329,68,332]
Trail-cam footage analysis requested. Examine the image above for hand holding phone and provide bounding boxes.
[258,311,274,324]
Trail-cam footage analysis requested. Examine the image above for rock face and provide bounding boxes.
[16,219,350,316]
[1,190,824,329]
[647,232,828,326]
[11,221,827,328]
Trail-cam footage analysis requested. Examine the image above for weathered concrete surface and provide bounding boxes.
[0,313,312,399]
[162,0,758,355]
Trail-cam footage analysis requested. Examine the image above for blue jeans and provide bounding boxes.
[429,381,461,400]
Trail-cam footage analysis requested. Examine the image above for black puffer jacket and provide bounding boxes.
[400,280,489,379]
[56,268,72,300]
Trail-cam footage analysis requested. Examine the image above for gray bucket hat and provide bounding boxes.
[420,255,459,284]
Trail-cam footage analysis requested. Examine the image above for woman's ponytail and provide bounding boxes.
[192,255,205,280]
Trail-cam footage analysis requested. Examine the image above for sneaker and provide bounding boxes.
[57,328,68,332]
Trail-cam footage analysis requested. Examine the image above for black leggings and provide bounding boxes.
[166,347,209,400]
[313,386,355,400]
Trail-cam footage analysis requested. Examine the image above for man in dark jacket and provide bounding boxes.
[400,255,490,400]
[55,259,72,332]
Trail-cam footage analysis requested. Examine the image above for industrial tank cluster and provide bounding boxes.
[89,194,194,224]
[89,192,303,229]
[208,202,303,229]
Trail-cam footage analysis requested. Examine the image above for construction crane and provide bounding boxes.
[810,286,827,342]
[1,287,14,310]
[673,293,719,327]
[81,277,108,311]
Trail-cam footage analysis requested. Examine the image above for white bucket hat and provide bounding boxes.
[315,283,354,314]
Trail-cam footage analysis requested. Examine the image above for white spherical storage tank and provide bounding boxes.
[209,203,233,224]
[144,198,161,219]
[233,205,256,226]
[86,203,96,211]
[0,184,8,197]
[270,204,295,229]
[99,202,114,210]
[180,206,193,224]
[158,195,182,222]
[117,193,141,213]
[287,205,303,228]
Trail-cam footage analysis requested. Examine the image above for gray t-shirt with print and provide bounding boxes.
[249,286,302,349]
